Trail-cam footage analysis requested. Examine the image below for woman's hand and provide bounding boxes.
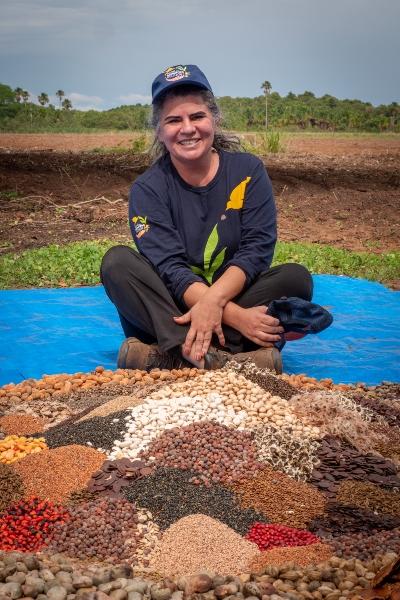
[173,296,225,360]
[235,305,284,347]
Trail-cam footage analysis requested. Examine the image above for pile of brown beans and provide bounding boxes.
[48,496,141,562]
[141,421,261,485]
[330,528,400,561]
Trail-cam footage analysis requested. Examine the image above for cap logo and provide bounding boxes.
[164,65,190,82]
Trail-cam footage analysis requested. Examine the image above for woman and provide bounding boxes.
[101,64,313,373]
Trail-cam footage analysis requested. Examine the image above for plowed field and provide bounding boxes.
[0,133,399,254]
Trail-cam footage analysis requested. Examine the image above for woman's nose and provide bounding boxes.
[180,118,196,134]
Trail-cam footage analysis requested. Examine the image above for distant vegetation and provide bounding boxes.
[0,82,399,133]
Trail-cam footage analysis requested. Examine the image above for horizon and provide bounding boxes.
[2,81,398,112]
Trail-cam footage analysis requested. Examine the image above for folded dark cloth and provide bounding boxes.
[267,296,333,351]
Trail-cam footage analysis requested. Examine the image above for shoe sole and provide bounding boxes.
[117,339,130,369]
[204,348,230,370]
[271,347,283,375]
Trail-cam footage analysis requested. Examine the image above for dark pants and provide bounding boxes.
[100,246,313,354]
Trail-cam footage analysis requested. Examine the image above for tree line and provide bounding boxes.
[0,82,398,133]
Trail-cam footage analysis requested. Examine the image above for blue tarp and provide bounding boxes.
[0,275,399,386]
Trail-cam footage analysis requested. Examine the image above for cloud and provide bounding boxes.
[0,0,216,51]
[68,92,104,109]
[0,0,117,50]
[118,93,151,105]
[44,92,105,110]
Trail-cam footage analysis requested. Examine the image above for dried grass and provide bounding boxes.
[289,390,385,453]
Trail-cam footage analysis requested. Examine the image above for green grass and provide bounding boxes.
[0,240,119,288]
[0,240,399,289]
[274,242,399,284]
[0,190,20,200]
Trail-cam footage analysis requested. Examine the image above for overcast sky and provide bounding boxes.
[1,0,399,110]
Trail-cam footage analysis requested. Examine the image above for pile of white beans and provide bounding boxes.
[109,392,248,460]
[109,370,320,461]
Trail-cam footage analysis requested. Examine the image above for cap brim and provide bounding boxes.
[152,80,210,104]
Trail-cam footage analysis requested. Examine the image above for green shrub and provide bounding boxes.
[131,134,147,153]
[264,130,282,153]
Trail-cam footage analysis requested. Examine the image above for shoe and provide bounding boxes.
[230,347,283,374]
[117,337,190,371]
[203,346,230,370]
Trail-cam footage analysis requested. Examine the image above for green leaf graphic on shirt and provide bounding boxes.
[204,223,219,269]
[190,223,226,284]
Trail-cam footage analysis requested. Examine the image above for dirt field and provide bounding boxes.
[1,132,400,156]
[0,133,399,255]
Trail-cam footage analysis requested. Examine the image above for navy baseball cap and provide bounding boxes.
[151,65,213,103]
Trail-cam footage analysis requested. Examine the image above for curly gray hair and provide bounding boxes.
[149,85,241,161]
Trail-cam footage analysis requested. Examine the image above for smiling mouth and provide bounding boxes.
[178,139,200,146]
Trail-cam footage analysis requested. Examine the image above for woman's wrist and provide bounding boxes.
[222,302,246,330]
[203,286,229,308]
[206,266,247,308]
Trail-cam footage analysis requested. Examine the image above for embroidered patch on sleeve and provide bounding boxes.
[132,215,150,238]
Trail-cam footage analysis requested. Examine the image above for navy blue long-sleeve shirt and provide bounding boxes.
[129,150,277,303]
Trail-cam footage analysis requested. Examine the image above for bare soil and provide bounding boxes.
[1,132,400,156]
[0,133,399,255]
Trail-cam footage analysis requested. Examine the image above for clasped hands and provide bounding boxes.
[174,293,283,361]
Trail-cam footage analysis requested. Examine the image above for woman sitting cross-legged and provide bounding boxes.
[100,64,313,373]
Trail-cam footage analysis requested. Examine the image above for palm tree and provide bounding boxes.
[21,90,30,103]
[14,87,24,103]
[61,98,72,110]
[261,80,272,129]
[56,89,65,108]
[38,92,49,106]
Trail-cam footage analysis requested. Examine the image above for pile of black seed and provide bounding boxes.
[122,467,269,534]
[57,380,164,412]
[309,501,400,538]
[226,361,297,400]
[35,410,129,451]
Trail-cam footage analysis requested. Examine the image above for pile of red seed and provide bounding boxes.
[246,522,320,551]
[140,421,260,485]
[0,496,69,552]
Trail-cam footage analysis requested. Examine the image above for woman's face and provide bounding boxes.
[157,93,216,165]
